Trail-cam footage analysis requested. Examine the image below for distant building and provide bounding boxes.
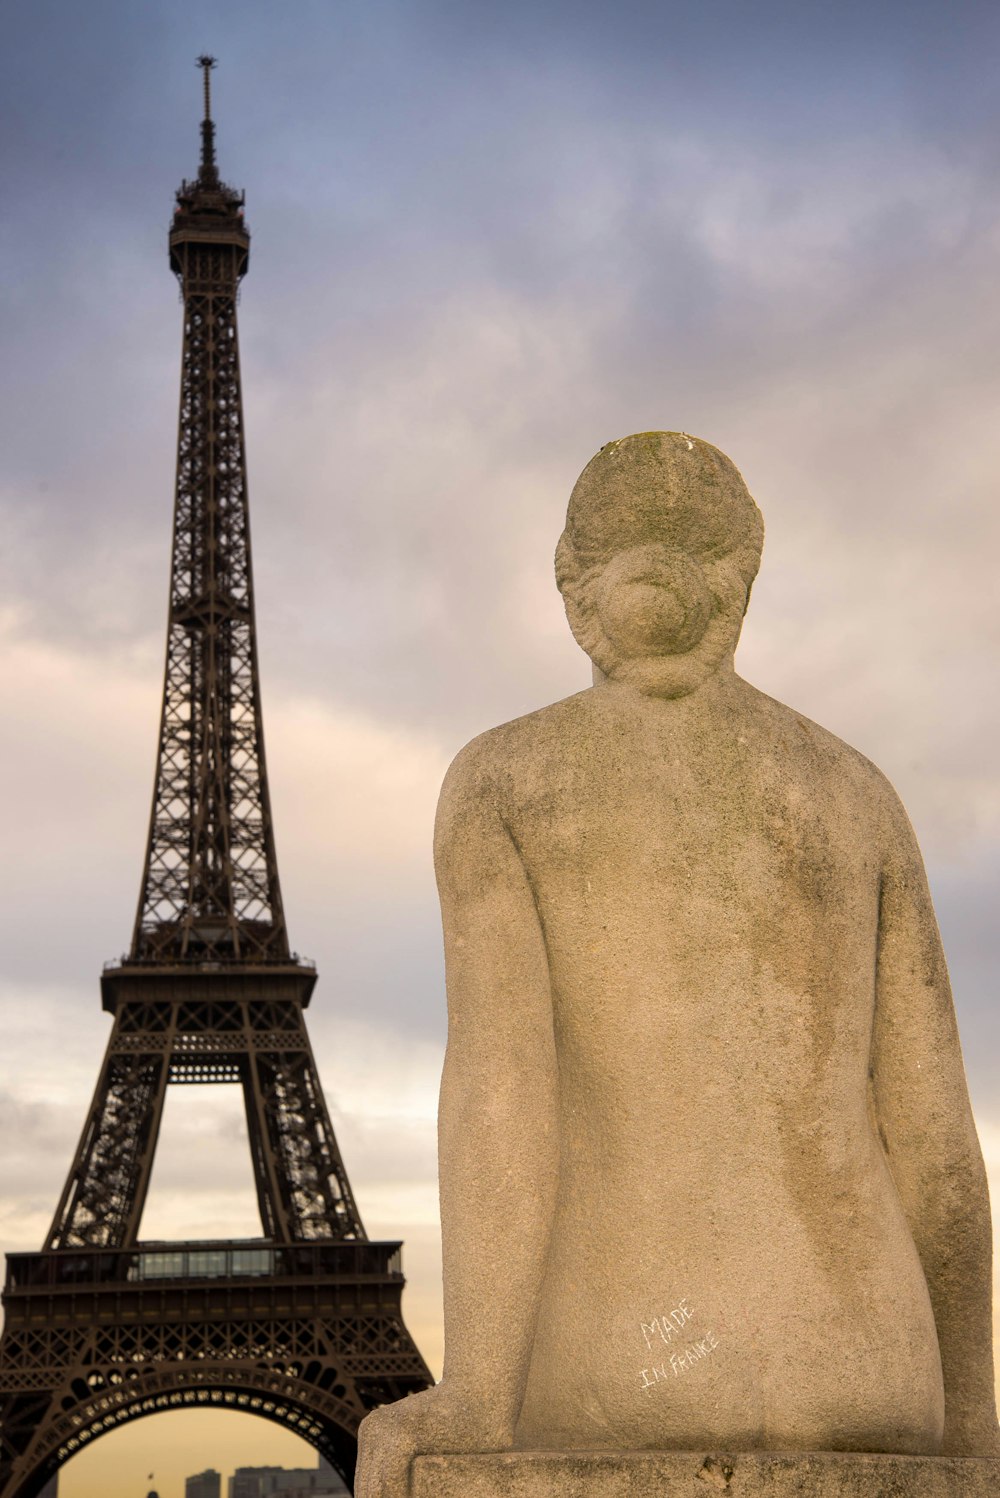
[228,1463,348,1498]
[186,1470,222,1498]
[317,1456,349,1496]
[229,1468,283,1498]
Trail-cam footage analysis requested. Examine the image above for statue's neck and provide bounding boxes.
[590,656,742,717]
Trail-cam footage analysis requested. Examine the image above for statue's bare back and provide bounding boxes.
[485,676,942,1451]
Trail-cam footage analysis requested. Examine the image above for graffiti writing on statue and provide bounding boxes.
[638,1297,719,1390]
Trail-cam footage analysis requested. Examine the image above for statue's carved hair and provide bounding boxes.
[555,432,764,695]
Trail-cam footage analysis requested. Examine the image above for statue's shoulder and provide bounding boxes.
[740,678,906,818]
[437,689,594,809]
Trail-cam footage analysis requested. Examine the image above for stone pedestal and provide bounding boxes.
[411,1450,1000,1496]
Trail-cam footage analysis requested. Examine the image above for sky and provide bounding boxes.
[2,0,1000,1493]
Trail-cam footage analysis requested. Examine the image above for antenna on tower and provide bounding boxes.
[197,54,218,182]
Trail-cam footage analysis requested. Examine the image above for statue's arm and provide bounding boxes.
[433,737,559,1427]
[870,789,999,1457]
[356,738,558,1496]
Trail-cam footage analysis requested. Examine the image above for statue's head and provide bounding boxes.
[556,432,764,698]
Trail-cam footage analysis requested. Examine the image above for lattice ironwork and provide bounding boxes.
[0,60,432,1498]
[43,988,365,1251]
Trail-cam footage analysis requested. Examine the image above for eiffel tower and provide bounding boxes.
[0,58,431,1498]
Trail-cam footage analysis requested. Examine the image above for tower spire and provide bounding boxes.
[197,53,218,182]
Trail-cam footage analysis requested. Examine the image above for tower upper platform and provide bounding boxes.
[169,56,250,278]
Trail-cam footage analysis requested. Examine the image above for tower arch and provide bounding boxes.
[13,1366,364,1498]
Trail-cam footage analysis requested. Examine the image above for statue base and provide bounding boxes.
[411,1450,1000,1496]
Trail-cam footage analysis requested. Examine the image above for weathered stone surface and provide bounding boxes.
[412,1450,1000,1497]
[356,433,999,1496]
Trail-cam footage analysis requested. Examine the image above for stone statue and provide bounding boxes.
[357,432,999,1496]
